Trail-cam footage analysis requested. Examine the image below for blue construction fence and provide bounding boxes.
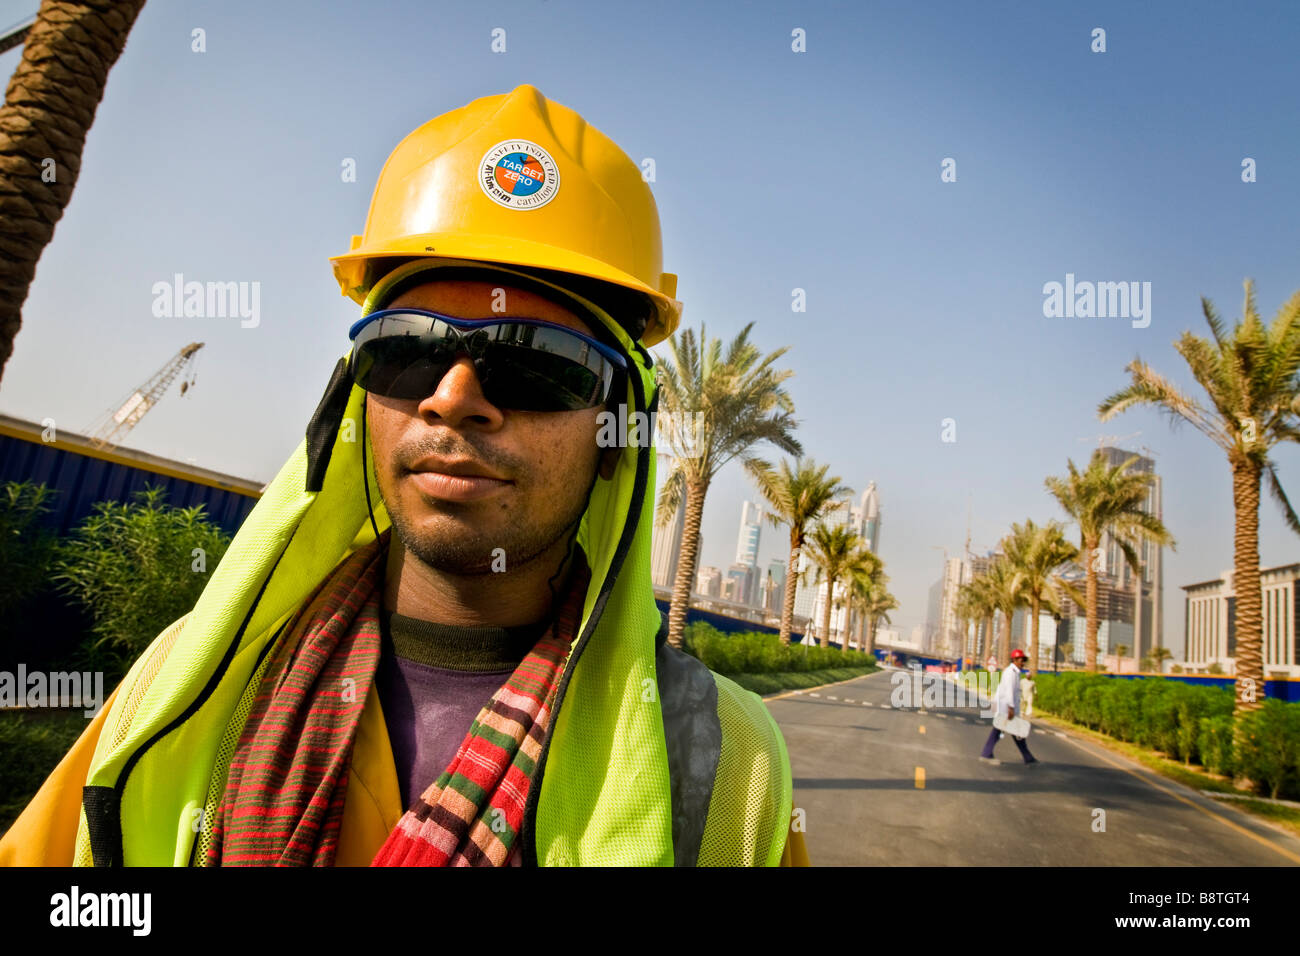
[1101,671,1300,703]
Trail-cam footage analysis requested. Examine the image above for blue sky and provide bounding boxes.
[2,0,1299,655]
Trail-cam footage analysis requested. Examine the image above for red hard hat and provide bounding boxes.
[1011,649,1028,660]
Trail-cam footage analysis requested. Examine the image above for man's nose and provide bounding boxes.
[416,354,505,428]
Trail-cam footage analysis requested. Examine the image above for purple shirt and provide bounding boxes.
[374,610,549,811]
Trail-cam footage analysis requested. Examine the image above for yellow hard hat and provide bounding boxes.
[331,84,682,347]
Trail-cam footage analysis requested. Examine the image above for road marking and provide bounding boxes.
[936,713,948,719]
[915,767,926,789]
[827,696,838,701]
[919,725,926,734]
[1054,727,1300,864]
[1055,731,1067,738]
[809,693,820,698]
[845,699,856,703]
[880,704,891,709]
[864,701,874,707]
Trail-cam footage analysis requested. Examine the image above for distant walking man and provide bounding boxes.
[979,649,1038,765]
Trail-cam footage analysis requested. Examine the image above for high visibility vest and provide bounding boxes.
[69,264,793,866]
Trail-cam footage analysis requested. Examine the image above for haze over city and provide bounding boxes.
[3,0,1299,659]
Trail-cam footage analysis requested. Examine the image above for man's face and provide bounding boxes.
[365,278,618,575]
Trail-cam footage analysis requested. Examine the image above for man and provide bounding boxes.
[0,84,807,866]
[979,648,1038,766]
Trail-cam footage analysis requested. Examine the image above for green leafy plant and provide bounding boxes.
[0,480,61,616]
[52,486,230,670]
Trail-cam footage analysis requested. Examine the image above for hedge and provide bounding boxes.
[1032,672,1300,800]
[682,622,878,676]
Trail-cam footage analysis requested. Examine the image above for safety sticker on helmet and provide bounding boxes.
[479,139,560,209]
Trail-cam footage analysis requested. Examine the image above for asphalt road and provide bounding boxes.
[767,667,1300,866]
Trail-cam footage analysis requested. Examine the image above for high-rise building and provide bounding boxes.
[726,563,758,606]
[801,487,878,645]
[696,565,722,598]
[857,481,881,554]
[1097,446,1164,659]
[761,567,781,612]
[767,559,786,600]
[650,463,687,589]
[1183,563,1300,677]
[926,556,969,660]
[735,501,763,567]
[1049,563,1135,665]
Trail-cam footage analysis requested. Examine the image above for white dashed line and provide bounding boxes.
[827,696,838,701]
[845,699,856,704]
[809,693,821,698]
[864,702,874,707]
[1055,731,1067,738]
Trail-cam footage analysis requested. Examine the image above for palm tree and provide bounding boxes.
[1148,646,1173,673]
[655,323,800,648]
[858,574,898,658]
[0,0,150,381]
[1046,451,1175,672]
[844,548,886,652]
[983,557,1027,669]
[804,522,876,649]
[752,458,849,644]
[1002,519,1083,677]
[956,574,997,668]
[1099,279,1300,711]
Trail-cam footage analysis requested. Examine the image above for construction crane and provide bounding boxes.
[0,11,37,56]
[87,343,203,449]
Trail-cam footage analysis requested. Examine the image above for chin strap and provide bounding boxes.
[305,357,354,493]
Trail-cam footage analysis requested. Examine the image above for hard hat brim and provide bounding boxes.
[331,232,681,347]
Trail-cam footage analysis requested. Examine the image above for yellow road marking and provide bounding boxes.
[919,725,926,734]
[1058,729,1300,864]
[915,767,926,789]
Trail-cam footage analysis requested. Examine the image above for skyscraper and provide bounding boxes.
[735,501,763,566]
[1097,446,1164,659]
[731,501,763,606]
[650,493,687,590]
[858,481,881,554]
[801,483,883,645]
[650,454,687,589]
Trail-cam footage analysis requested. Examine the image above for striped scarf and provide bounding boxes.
[205,529,588,867]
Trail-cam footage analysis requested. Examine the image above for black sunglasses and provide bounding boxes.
[347,309,627,411]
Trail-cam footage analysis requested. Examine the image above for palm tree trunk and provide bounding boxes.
[1231,457,1264,713]
[779,535,801,645]
[0,0,149,382]
[983,614,993,664]
[866,617,877,658]
[1029,596,1041,677]
[1085,534,1100,672]
[1132,552,1143,671]
[820,575,834,649]
[999,611,1011,669]
[666,480,707,649]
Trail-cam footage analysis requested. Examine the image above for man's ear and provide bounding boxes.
[597,444,620,480]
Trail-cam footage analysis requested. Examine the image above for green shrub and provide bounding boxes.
[1236,700,1300,800]
[682,622,876,676]
[0,709,90,830]
[52,486,231,672]
[0,480,61,617]
[1198,715,1236,777]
